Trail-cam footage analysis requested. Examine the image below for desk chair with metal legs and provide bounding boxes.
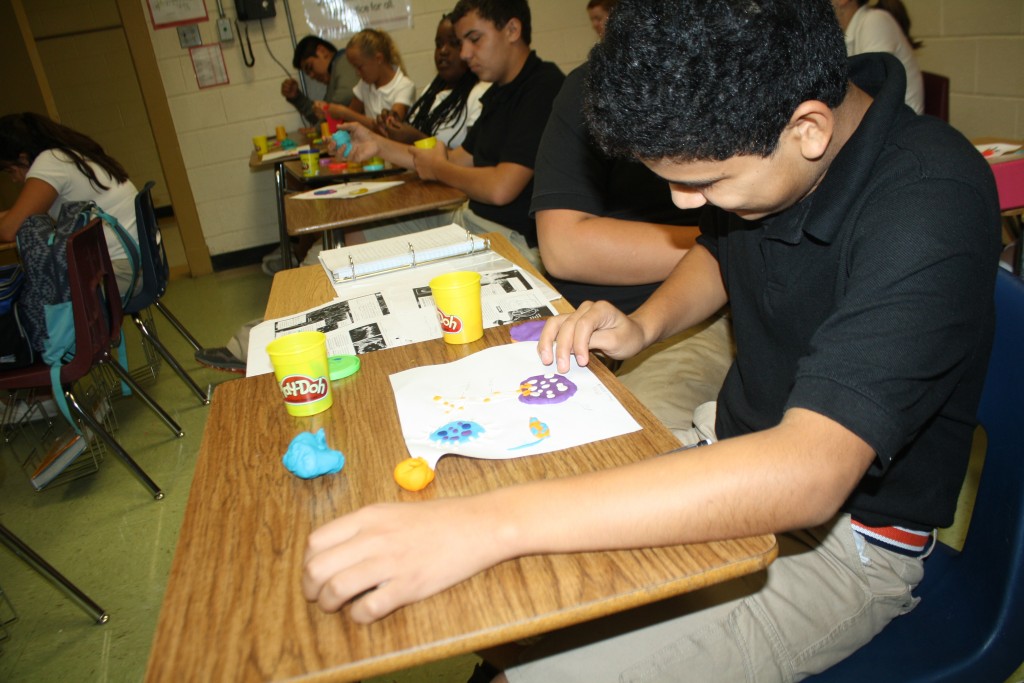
[0,220,167,499]
[125,182,209,405]
[0,523,107,624]
[922,71,950,122]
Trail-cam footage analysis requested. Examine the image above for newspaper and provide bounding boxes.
[246,256,558,377]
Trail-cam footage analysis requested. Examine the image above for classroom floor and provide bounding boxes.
[0,262,480,682]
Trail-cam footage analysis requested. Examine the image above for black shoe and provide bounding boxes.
[195,347,246,373]
[467,660,501,683]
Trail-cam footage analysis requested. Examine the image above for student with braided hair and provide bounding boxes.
[378,15,490,149]
[316,28,416,129]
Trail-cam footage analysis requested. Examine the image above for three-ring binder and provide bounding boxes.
[322,226,491,284]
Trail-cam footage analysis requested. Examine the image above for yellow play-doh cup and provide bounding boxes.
[429,271,483,344]
[413,136,437,149]
[299,149,320,177]
[266,331,333,417]
[252,135,269,155]
[275,125,287,142]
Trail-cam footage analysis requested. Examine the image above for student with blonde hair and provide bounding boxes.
[316,28,416,129]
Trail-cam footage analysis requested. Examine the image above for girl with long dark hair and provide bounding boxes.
[0,112,140,295]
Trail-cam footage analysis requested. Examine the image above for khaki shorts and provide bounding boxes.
[617,311,735,445]
[506,514,924,682]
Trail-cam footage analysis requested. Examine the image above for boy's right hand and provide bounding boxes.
[281,78,299,101]
[537,301,647,373]
[336,122,379,162]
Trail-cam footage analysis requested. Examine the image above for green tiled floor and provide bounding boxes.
[0,264,479,682]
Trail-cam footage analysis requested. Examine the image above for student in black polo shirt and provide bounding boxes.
[302,1,1000,679]
[336,0,563,268]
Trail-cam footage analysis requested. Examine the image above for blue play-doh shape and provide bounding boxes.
[280,138,297,149]
[331,130,352,158]
[282,428,345,479]
[429,420,485,447]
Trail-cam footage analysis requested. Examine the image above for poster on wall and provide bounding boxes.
[190,45,230,88]
[302,0,413,40]
[147,0,209,29]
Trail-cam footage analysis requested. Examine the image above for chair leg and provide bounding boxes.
[0,524,109,625]
[99,357,184,439]
[65,390,164,501]
[132,314,210,405]
[152,300,202,353]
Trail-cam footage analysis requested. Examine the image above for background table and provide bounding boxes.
[145,237,777,682]
[284,170,467,249]
[249,129,317,269]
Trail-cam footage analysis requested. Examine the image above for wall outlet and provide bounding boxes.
[177,24,202,48]
[217,18,234,42]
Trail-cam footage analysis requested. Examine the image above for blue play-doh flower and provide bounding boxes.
[282,428,345,479]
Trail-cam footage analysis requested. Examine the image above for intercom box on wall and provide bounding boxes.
[236,0,276,21]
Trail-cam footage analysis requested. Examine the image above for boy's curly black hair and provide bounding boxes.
[585,0,848,162]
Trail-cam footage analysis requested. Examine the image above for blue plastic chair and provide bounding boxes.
[811,268,1024,682]
[124,182,209,405]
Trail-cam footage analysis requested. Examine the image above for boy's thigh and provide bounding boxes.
[505,515,922,683]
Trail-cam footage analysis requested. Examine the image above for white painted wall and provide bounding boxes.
[142,0,600,256]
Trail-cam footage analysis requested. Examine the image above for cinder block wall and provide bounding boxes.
[145,0,1023,257]
[907,0,1024,139]
[144,0,600,257]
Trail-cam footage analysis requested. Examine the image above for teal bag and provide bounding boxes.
[15,201,140,432]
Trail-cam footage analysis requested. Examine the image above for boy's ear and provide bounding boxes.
[504,17,522,43]
[787,100,834,162]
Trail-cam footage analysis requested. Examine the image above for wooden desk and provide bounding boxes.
[284,170,467,248]
[974,137,1024,274]
[145,237,777,682]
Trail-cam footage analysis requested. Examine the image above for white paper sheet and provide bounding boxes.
[246,265,558,377]
[389,342,641,468]
[975,142,1023,158]
[259,149,300,163]
[290,180,405,200]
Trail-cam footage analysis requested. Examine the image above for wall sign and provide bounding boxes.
[302,0,412,40]
[147,0,210,29]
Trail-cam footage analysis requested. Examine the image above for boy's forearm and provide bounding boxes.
[537,210,699,285]
[479,408,874,560]
[631,244,729,344]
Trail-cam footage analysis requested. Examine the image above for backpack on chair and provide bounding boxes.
[15,201,139,431]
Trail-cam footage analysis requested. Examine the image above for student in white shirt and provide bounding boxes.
[832,0,924,113]
[0,112,139,297]
[316,28,416,128]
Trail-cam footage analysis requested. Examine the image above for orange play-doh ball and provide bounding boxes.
[393,457,435,491]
